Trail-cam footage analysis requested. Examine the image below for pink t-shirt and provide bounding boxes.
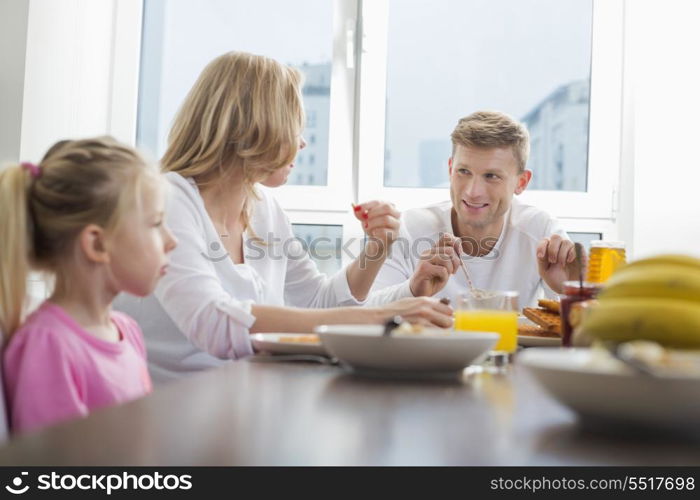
[3,302,152,434]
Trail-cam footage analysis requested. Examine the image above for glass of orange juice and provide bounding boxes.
[455,290,519,366]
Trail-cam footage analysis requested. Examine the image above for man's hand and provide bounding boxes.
[536,235,584,294]
[409,234,461,297]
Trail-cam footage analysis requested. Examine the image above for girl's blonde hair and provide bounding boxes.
[0,136,158,338]
[161,51,305,229]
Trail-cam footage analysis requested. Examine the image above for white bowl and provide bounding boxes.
[314,324,498,376]
[520,348,700,434]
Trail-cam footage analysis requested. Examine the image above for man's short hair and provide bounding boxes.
[450,111,530,172]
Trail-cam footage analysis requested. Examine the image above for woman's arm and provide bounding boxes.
[344,238,389,302]
[280,201,399,308]
[344,201,401,301]
[250,296,453,333]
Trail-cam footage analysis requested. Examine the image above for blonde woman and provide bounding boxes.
[116,52,452,382]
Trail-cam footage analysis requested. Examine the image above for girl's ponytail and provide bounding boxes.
[0,164,34,337]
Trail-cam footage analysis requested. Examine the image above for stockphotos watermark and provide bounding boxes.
[200,233,501,265]
[4,470,192,495]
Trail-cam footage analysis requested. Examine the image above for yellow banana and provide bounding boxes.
[580,297,700,348]
[599,265,700,303]
[617,254,700,274]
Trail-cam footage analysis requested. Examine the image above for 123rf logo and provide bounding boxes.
[4,471,193,495]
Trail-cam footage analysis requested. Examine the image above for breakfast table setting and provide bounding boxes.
[1,252,700,466]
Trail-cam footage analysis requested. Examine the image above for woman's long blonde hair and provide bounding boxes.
[161,51,305,229]
[0,137,156,338]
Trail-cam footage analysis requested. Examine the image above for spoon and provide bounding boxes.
[458,257,475,292]
[451,239,475,292]
[575,242,584,290]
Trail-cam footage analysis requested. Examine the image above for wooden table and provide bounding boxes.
[1,358,698,466]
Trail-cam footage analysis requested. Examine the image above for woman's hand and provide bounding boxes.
[379,297,454,328]
[353,201,400,256]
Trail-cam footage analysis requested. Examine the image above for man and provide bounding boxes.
[367,111,579,307]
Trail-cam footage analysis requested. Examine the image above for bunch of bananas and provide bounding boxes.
[579,254,700,348]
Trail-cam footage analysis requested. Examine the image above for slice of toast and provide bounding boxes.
[523,307,561,334]
[537,298,560,314]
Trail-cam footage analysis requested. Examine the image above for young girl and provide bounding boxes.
[115,51,453,382]
[0,136,176,433]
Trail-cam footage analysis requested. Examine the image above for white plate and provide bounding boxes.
[314,325,498,377]
[520,348,700,433]
[518,334,561,347]
[251,333,327,356]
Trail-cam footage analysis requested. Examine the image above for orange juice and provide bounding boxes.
[454,310,518,353]
[586,241,626,283]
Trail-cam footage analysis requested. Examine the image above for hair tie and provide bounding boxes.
[21,162,41,179]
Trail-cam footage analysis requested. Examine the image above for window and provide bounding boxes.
[291,65,330,186]
[135,0,625,253]
[569,232,603,251]
[137,0,334,188]
[291,224,343,274]
[307,110,318,128]
[383,0,593,192]
[357,0,624,222]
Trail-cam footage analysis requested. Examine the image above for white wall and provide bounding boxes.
[20,0,112,160]
[13,0,141,163]
[0,0,29,164]
[624,0,700,259]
